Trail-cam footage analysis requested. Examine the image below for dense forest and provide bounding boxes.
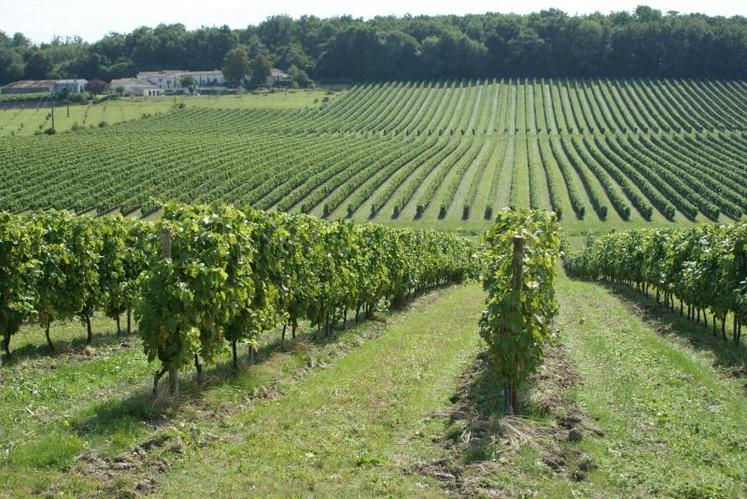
[1,6,747,84]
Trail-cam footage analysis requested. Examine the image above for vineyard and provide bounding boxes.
[4,77,747,497]
[565,223,747,343]
[2,78,747,227]
[3,204,747,496]
[0,202,476,371]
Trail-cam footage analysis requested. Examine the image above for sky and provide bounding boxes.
[2,0,746,44]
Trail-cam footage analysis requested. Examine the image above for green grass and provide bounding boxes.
[3,270,747,496]
[410,273,747,497]
[0,284,482,496]
[155,283,485,496]
[372,214,698,241]
[0,89,335,137]
[185,89,336,109]
[553,274,747,496]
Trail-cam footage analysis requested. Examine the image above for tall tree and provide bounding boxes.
[25,50,51,80]
[222,45,251,87]
[249,53,272,88]
[0,48,25,84]
[5,9,747,83]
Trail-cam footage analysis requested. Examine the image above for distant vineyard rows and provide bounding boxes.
[2,78,747,222]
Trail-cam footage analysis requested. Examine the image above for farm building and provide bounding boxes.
[110,78,162,97]
[136,70,224,91]
[268,68,292,86]
[54,79,88,94]
[1,79,88,95]
[1,80,56,94]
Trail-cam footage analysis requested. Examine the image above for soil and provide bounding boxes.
[414,342,603,496]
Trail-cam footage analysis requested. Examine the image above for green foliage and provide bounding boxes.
[98,216,155,330]
[249,53,272,89]
[0,212,41,356]
[479,209,561,405]
[287,64,313,88]
[7,10,747,86]
[180,75,196,89]
[133,201,477,388]
[137,203,257,371]
[565,224,747,341]
[3,79,747,225]
[0,92,50,103]
[0,211,154,354]
[32,211,103,338]
[223,45,251,86]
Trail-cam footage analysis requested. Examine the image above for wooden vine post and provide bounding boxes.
[506,234,524,414]
[160,226,178,397]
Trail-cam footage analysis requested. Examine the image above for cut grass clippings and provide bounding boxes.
[418,273,747,497]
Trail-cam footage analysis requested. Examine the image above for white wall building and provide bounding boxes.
[136,70,224,90]
[54,79,88,94]
[267,68,291,87]
[110,78,162,97]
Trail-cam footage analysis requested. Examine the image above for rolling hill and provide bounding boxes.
[2,78,747,229]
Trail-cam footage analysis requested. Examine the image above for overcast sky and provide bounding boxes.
[2,0,746,44]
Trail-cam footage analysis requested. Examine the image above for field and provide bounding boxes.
[3,78,747,498]
[0,89,333,137]
[2,78,747,233]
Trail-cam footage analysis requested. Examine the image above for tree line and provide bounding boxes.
[1,7,747,86]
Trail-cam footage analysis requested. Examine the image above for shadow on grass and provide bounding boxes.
[69,333,287,439]
[4,285,453,468]
[2,322,135,367]
[600,282,747,376]
[443,340,583,463]
[69,307,396,443]
[443,354,508,462]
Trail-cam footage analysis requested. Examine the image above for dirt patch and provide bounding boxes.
[415,342,602,495]
[72,425,229,497]
[75,433,178,497]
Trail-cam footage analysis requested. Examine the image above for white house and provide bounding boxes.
[136,70,224,91]
[110,78,162,97]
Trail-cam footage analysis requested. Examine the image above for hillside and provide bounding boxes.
[2,78,747,229]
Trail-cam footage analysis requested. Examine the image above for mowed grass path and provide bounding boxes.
[154,274,747,497]
[0,284,479,496]
[156,284,485,496]
[3,272,746,496]
[552,276,747,496]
